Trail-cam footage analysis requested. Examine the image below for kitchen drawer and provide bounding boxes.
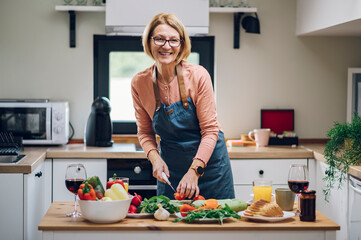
[234,184,287,202]
[231,159,308,184]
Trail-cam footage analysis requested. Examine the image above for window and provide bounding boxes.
[94,35,214,134]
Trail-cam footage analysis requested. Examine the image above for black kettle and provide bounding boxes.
[85,97,113,147]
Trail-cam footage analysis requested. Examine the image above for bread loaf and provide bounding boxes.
[244,199,284,217]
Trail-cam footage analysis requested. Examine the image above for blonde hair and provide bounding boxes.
[142,13,191,64]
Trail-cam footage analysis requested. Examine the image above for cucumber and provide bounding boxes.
[219,199,247,212]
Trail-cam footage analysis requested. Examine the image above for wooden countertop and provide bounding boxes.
[0,147,48,174]
[38,202,340,231]
[46,143,147,159]
[46,144,314,159]
[228,145,313,159]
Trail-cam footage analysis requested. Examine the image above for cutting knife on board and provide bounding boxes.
[161,172,176,193]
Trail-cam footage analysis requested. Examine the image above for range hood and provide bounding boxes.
[105,0,209,36]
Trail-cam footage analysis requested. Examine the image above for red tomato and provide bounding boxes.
[131,193,142,207]
[174,193,186,201]
[128,204,138,214]
[193,195,205,201]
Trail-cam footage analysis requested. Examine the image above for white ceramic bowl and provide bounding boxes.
[78,196,132,223]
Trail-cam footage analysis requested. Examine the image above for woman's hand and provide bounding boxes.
[148,149,169,183]
[177,170,199,199]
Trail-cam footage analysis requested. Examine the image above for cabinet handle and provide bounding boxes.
[35,171,42,178]
[259,170,264,175]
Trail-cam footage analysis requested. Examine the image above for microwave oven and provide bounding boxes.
[0,100,69,145]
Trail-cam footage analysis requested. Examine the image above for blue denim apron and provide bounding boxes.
[151,64,235,200]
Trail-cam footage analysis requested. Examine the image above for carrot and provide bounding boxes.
[198,199,220,210]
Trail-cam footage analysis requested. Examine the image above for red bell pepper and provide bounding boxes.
[179,204,197,217]
[78,181,96,201]
[106,173,126,189]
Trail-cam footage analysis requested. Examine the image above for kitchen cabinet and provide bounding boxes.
[315,160,348,240]
[0,173,23,240]
[52,158,107,201]
[0,161,47,240]
[24,161,47,240]
[230,159,308,201]
[296,0,361,36]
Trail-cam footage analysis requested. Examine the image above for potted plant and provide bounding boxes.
[323,112,361,200]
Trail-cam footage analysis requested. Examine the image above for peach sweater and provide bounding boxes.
[131,61,220,165]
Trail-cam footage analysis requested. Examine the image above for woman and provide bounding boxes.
[131,13,235,200]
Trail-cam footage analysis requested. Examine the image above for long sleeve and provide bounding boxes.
[190,66,219,165]
[131,67,158,156]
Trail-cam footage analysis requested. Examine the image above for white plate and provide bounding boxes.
[238,211,296,222]
[126,213,153,218]
[174,212,230,223]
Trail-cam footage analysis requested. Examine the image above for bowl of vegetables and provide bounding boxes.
[78,178,132,223]
[78,197,132,223]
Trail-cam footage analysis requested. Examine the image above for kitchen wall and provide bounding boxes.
[1,0,361,139]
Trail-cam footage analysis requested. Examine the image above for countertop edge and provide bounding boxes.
[38,202,340,231]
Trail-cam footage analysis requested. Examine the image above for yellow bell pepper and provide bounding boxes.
[104,183,128,200]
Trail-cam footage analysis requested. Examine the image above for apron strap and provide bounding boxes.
[152,65,161,111]
[176,64,189,109]
[153,63,189,110]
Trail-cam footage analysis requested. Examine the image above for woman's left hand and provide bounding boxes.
[177,170,199,199]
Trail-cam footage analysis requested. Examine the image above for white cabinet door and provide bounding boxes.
[24,161,46,240]
[53,159,107,201]
[0,173,23,240]
[316,161,348,240]
[231,159,308,184]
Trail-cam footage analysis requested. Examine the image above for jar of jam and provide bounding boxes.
[300,190,316,221]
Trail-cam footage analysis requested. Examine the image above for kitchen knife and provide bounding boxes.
[161,172,176,193]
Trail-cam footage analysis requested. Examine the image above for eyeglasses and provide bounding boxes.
[150,37,182,47]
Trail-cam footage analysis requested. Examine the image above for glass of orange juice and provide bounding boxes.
[253,179,272,202]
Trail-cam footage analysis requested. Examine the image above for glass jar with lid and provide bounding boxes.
[300,189,316,221]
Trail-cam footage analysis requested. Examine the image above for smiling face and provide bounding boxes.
[150,24,182,66]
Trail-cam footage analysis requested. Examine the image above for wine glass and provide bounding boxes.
[65,164,87,217]
[287,164,309,215]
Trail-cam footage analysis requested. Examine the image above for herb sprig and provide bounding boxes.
[173,204,240,224]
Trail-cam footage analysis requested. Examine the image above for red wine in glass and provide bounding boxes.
[288,180,309,194]
[65,164,87,218]
[65,179,85,194]
[287,164,309,216]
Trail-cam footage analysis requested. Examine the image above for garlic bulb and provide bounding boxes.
[154,204,170,221]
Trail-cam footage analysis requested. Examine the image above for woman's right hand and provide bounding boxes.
[148,149,169,183]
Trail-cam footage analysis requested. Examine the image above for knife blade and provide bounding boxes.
[161,172,176,193]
